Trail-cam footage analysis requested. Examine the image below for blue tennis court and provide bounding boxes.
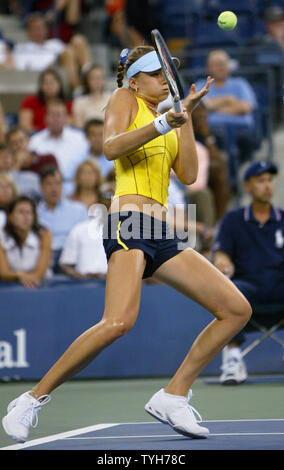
[2,419,284,450]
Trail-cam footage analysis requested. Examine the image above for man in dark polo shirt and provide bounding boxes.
[213,160,284,384]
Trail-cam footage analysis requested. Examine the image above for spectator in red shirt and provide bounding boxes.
[19,68,73,134]
[6,126,58,174]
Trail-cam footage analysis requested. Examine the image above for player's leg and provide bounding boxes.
[144,248,251,438]
[32,249,146,397]
[2,249,146,442]
[220,279,258,385]
[153,248,252,395]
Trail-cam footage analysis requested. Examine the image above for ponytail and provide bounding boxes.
[117,48,130,88]
[117,60,125,88]
[116,46,155,88]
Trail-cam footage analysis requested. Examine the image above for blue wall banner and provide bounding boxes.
[0,279,283,380]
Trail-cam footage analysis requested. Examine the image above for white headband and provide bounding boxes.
[126,51,179,80]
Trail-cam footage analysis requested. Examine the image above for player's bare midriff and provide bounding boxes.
[109,194,168,221]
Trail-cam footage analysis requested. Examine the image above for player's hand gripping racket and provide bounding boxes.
[151,29,184,112]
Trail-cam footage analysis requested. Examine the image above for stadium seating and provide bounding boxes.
[206,0,256,14]
[193,20,241,49]
[157,0,201,40]
[0,70,39,126]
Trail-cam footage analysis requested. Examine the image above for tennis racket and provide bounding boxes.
[151,29,184,112]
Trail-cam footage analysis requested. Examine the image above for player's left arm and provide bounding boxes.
[172,76,214,185]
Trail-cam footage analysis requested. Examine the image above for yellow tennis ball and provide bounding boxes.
[217,11,237,30]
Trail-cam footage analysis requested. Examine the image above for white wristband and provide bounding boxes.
[153,113,173,135]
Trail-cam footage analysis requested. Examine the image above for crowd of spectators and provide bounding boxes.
[0,1,283,289]
[0,1,115,287]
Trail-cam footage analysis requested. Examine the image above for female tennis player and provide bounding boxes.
[2,45,252,442]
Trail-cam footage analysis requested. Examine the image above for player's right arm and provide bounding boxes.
[103,88,185,161]
[103,88,158,161]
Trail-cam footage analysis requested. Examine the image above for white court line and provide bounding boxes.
[0,423,119,450]
[1,419,284,450]
[209,433,284,436]
[65,432,284,439]
[201,419,284,422]
[131,419,284,423]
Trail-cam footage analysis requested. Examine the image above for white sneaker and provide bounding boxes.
[220,357,248,385]
[2,391,50,443]
[145,388,209,438]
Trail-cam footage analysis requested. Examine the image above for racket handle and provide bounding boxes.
[173,99,182,112]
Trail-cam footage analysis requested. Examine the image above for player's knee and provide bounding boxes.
[216,291,252,328]
[104,315,136,339]
[239,296,252,322]
[229,295,252,327]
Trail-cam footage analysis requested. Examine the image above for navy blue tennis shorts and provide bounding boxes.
[103,211,187,279]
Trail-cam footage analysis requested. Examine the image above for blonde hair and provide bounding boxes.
[73,158,103,193]
[0,172,18,201]
[117,45,155,88]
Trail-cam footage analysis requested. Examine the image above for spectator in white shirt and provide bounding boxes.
[37,166,88,272]
[12,13,90,89]
[0,33,14,69]
[0,195,52,288]
[28,100,89,196]
[59,217,108,280]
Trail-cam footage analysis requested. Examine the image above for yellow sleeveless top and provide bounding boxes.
[113,96,178,208]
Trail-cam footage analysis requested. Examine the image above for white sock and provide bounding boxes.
[226,346,242,360]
